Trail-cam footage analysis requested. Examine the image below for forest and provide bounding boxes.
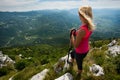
[0,9,120,47]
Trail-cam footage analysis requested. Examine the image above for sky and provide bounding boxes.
[0,0,120,12]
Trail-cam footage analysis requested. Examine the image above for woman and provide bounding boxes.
[70,6,95,79]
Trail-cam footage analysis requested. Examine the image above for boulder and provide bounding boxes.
[30,69,49,80]
[107,45,120,57]
[0,51,15,68]
[108,40,117,47]
[54,53,72,73]
[55,73,73,80]
[90,64,104,76]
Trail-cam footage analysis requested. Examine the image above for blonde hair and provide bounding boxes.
[78,6,95,31]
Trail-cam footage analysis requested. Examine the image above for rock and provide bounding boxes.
[107,40,120,57]
[54,53,72,73]
[30,69,49,80]
[0,55,7,63]
[59,54,71,71]
[108,40,117,47]
[28,57,32,59]
[19,54,22,59]
[25,57,32,60]
[0,51,15,68]
[107,45,120,57]
[53,62,63,73]
[0,51,3,57]
[19,54,22,57]
[55,73,73,80]
[9,75,14,80]
[90,64,104,76]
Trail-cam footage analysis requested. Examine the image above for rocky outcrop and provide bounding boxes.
[55,73,73,80]
[90,64,104,76]
[108,40,117,47]
[30,69,49,80]
[107,45,120,57]
[0,51,15,68]
[54,53,72,73]
[107,40,120,57]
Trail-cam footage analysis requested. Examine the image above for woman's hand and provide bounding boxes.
[71,29,86,48]
[70,34,75,47]
[70,29,76,38]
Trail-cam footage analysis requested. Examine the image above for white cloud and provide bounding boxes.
[0,0,120,12]
[0,0,35,6]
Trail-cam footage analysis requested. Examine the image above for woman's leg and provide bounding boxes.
[75,52,88,79]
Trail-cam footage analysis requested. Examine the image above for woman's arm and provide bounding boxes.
[71,29,86,48]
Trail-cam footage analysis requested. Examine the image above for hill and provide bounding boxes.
[0,39,120,80]
[0,9,120,47]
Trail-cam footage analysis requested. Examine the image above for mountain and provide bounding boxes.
[0,9,120,47]
[92,9,120,40]
[0,10,80,47]
[0,39,120,80]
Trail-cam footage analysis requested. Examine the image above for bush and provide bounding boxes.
[113,55,120,74]
[15,60,27,70]
[0,67,9,77]
[41,58,49,65]
[9,55,15,60]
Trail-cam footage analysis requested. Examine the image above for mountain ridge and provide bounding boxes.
[0,9,120,47]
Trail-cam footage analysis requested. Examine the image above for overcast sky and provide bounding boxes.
[0,0,120,12]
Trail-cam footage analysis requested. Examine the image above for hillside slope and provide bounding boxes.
[0,39,120,80]
[0,9,120,47]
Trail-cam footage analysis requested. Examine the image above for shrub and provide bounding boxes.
[0,67,9,77]
[41,59,49,65]
[9,55,15,60]
[113,55,120,74]
[15,60,27,70]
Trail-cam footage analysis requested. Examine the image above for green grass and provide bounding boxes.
[13,65,44,80]
[0,71,17,80]
[0,40,120,80]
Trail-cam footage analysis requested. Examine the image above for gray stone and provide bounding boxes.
[55,73,73,80]
[30,69,49,80]
[90,64,104,76]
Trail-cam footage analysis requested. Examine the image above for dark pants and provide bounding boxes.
[71,50,88,70]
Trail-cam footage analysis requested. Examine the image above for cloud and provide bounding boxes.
[0,0,35,6]
[0,0,120,12]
